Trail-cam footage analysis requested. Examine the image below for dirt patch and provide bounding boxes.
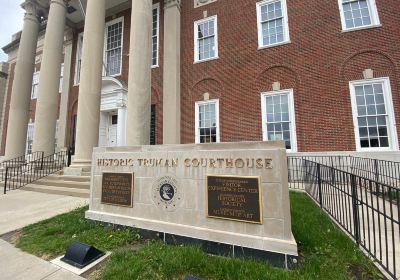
[0,230,21,245]
[348,264,373,280]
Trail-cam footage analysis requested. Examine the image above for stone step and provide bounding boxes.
[46,174,91,182]
[22,184,90,198]
[34,178,90,190]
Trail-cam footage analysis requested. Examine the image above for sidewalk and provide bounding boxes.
[0,189,88,235]
[0,239,84,280]
[0,190,88,279]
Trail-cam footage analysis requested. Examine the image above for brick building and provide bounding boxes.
[1,0,399,164]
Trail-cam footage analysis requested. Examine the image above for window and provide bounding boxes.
[338,0,380,31]
[152,4,160,67]
[256,0,290,48]
[74,32,83,85]
[261,89,297,151]
[104,17,124,76]
[31,71,39,99]
[59,63,64,93]
[54,120,59,151]
[195,100,220,143]
[150,104,156,145]
[194,16,218,62]
[349,78,398,151]
[26,122,34,155]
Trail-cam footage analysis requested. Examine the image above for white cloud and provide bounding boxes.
[0,1,25,62]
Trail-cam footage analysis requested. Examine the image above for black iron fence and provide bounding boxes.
[3,150,70,194]
[0,151,44,182]
[288,156,400,279]
[288,155,400,190]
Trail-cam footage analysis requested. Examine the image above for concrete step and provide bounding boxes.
[46,174,91,182]
[22,184,89,198]
[34,178,90,190]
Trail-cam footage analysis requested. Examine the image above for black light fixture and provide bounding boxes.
[61,241,105,269]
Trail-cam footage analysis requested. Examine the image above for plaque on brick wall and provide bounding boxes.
[101,173,134,207]
[207,175,262,224]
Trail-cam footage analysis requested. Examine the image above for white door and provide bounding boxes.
[108,115,118,147]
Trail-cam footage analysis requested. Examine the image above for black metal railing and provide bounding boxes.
[0,152,44,182]
[289,157,399,279]
[3,150,70,194]
[288,155,400,190]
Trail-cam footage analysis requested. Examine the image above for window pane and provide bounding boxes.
[342,0,372,29]
[197,102,218,143]
[259,1,286,46]
[105,21,123,76]
[353,81,391,149]
[264,92,293,150]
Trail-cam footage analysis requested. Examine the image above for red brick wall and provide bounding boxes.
[180,0,400,151]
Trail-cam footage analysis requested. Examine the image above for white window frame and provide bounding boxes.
[103,16,124,77]
[59,63,64,93]
[31,71,39,100]
[151,3,160,68]
[338,0,381,32]
[74,32,84,85]
[261,89,297,152]
[193,15,219,63]
[256,0,291,49]
[349,77,398,152]
[26,122,34,155]
[195,99,220,144]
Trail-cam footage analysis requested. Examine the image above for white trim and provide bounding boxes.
[59,63,64,93]
[194,15,218,63]
[103,16,124,77]
[151,3,160,68]
[261,89,297,152]
[256,0,291,49]
[349,77,398,151]
[195,99,220,144]
[337,0,380,31]
[74,32,84,86]
[31,71,40,100]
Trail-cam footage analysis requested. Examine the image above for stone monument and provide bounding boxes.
[86,141,298,267]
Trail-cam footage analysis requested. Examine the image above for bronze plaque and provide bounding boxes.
[207,175,262,224]
[101,173,134,207]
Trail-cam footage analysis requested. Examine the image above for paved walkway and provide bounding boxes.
[0,189,88,235]
[0,190,88,279]
[0,239,84,280]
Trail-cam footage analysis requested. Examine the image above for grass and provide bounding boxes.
[16,207,141,260]
[14,192,383,279]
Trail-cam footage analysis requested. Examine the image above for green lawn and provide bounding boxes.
[14,192,383,280]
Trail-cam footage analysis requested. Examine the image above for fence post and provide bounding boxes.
[67,148,72,167]
[40,152,44,170]
[374,159,379,183]
[350,174,361,244]
[3,167,8,194]
[317,163,323,207]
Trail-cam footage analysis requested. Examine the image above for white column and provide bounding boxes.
[32,0,67,156]
[163,0,181,144]
[117,107,126,146]
[56,28,73,151]
[4,0,40,159]
[71,0,106,168]
[126,0,152,146]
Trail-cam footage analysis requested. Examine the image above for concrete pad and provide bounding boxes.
[0,189,88,235]
[0,240,84,280]
[50,252,111,275]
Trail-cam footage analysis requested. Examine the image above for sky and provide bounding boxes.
[0,1,25,62]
